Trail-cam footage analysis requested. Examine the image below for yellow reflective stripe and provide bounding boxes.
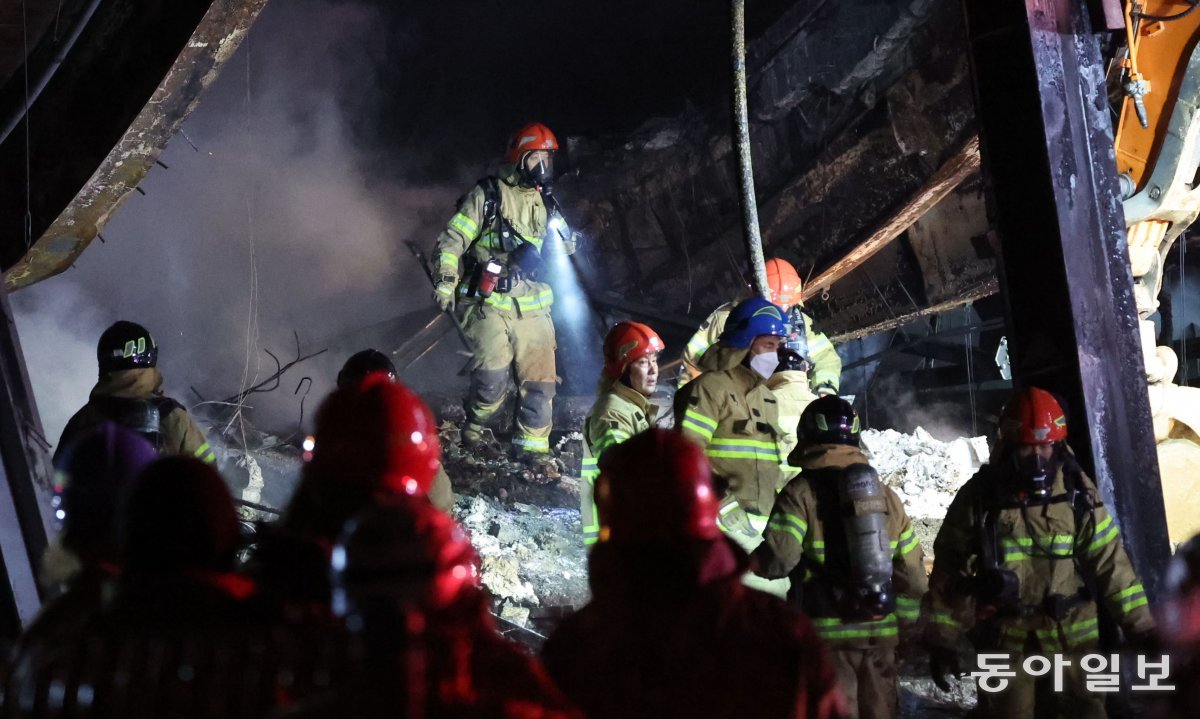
[686,333,711,356]
[436,284,454,297]
[681,409,717,441]
[515,288,555,311]
[1001,534,1076,560]
[1089,515,1120,552]
[1043,617,1101,649]
[449,212,479,238]
[513,435,549,452]
[811,615,899,640]
[896,596,920,621]
[1110,584,1148,615]
[684,409,717,432]
[930,612,959,628]
[437,252,459,271]
[897,529,920,555]
[193,442,215,463]
[765,512,808,544]
[706,437,780,461]
[592,430,631,455]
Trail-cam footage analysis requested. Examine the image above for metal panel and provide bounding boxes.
[0,280,53,637]
[962,0,1171,594]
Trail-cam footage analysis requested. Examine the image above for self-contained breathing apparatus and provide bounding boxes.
[461,177,560,300]
[784,306,810,369]
[967,453,1099,623]
[837,463,896,620]
[91,395,180,452]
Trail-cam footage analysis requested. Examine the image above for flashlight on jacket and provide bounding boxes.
[478,259,504,297]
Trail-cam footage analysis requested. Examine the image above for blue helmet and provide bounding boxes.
[718,297,789,349]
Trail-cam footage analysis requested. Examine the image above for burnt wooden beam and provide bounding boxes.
[805,135,980,296]
[0,0,268,290]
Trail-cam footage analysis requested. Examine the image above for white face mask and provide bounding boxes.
[749,350,779,380]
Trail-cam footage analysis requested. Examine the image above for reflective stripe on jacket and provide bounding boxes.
[674,358,783,533]
[432,167,564,317]
[922,461,1155,653]
[753,443,928,648]
[581,380,657,545]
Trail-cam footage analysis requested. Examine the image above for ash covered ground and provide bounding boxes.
[205,403,987,714]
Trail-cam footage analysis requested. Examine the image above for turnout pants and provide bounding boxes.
[974,650,1106,719]
[460,304,556,453]
[831,648,897,719]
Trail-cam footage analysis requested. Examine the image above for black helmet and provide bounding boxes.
[97,321,157,375]
[797,395,861,448]
[337,349,397,389]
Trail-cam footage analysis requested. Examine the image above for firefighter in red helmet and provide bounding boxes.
[922,387,1155,719]
[430,122,576,469]
[677,257,842,397]
[542,428,846,719]
[580,322,665,546]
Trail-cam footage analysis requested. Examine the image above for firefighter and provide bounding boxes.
[752,396,927,719]
[674,296,787,543]
[336,349,453,511]
[542,429,846,719]
[5,422,157,688]
[56,320,214,464]
[285,373,444,542]
[279,496,580,718]
[923,387,1156,719]
[430,122,575,467]
[580,322,665,546]
[677,258,841,395]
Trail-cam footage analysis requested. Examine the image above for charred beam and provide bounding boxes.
[0,0,269,290]
[805,135,981,295]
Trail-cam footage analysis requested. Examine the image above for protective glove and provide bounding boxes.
[928,644,963,693]
[433,279,456,313]
[715,498,754,537]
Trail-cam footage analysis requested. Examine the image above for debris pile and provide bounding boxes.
[862,426,990,520]
[454,495,588,629]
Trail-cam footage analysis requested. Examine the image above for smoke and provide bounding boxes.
[12,0,476,446]
[865,371,979,442]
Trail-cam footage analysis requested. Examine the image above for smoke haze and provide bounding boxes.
[13,0,473,446]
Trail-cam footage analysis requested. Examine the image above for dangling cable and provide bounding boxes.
[21,0,32,250]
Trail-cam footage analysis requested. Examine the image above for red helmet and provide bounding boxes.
[332,495,479,617]
[311,373,442,496]
[504,122,559,165]
[602,321,665,380]
[595,429,720,544]
[765,258,803,307]
[1000,387,1068,445]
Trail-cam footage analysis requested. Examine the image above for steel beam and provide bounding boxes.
[962,0,1171,594]
[0,281,54,637]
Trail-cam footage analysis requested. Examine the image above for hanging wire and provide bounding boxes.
[233,36,262,452]
[964,305,978,436]
[1182,234,1189,385]
[21,0,33,249]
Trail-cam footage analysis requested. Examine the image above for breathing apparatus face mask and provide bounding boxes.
[1011,445,1058,499]
[749,350,779,380]
[520,151,555,187]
